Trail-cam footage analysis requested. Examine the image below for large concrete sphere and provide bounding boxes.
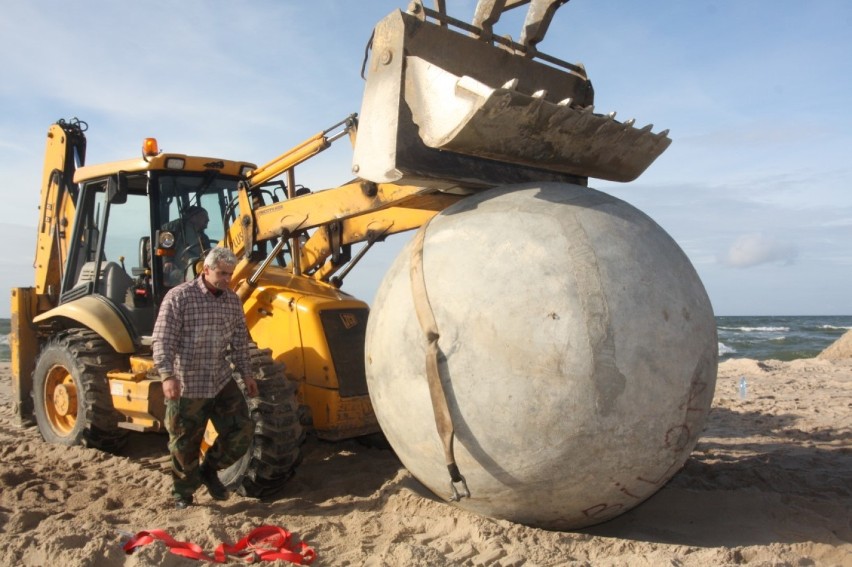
[365,183,717,530]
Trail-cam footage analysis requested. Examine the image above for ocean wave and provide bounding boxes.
[717,326,789,333]
[0,335,7,346]
[718,342,736,355]
[819,325,852,331]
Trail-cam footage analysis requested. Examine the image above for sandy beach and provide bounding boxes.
[1,335,850,566]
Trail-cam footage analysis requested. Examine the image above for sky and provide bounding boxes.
[1,0,851,317]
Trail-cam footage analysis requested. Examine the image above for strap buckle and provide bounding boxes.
[448,469,470,502]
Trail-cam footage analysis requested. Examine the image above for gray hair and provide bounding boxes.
[204,247,238,269]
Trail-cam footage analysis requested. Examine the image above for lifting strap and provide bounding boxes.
[409,222,470,501]
[123,525,316,564]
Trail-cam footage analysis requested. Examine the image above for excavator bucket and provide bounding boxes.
[353,2,671,188]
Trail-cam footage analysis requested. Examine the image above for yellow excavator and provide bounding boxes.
[9,1,671,498]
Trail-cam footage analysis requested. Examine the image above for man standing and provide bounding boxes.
[152,247,258,509]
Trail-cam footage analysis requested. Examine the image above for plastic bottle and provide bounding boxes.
[738,376,747,400]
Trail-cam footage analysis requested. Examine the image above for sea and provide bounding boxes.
[716,315,852,361]
[0,318,8,362]
[0,316,849,363]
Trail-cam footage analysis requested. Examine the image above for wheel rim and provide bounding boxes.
[44,364,78,435]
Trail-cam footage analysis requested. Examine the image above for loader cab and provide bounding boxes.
[58,164,244,341]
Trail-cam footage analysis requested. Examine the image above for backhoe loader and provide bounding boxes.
[9,1,673,500]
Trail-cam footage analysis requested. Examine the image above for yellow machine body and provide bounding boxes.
[242,271,377,439]
[106,356,163,432]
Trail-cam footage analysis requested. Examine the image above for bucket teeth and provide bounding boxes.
[502,78,519,90]
[404,57,671,182]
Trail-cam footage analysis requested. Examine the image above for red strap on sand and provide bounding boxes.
[123,525,316,564]
[215,525,316,564]
[123,529,215,562]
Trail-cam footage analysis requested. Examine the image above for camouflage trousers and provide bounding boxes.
[164,379,252,500]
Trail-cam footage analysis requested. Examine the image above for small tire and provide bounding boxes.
[218,346,304,498]
[32,328,128,452]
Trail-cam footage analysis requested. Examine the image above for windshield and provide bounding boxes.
[154,172,241,286]
[157,172,242,243]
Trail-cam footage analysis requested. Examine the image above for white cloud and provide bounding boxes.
[719,233,798,268]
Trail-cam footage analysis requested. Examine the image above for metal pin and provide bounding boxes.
[639,124,654,133]
[532,89,547,99]
[557,97,573,106]
[624,118,636,127]
[581,105,595,114]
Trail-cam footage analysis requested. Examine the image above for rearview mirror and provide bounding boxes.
[107,172,128,204]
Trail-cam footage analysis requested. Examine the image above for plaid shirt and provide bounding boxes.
[152,276,252,399]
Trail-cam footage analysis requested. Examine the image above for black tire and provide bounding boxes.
[219,346,304,498]
[32,328,129,452]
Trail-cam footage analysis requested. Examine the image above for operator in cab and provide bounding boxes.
[162,205,212,285]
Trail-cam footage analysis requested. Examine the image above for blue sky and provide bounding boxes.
[1,1,850,317]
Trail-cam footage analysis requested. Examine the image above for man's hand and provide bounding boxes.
[244,376,259,398]
[163,377,181,400]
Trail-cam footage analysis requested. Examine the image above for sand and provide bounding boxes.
[1,345,850,566]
